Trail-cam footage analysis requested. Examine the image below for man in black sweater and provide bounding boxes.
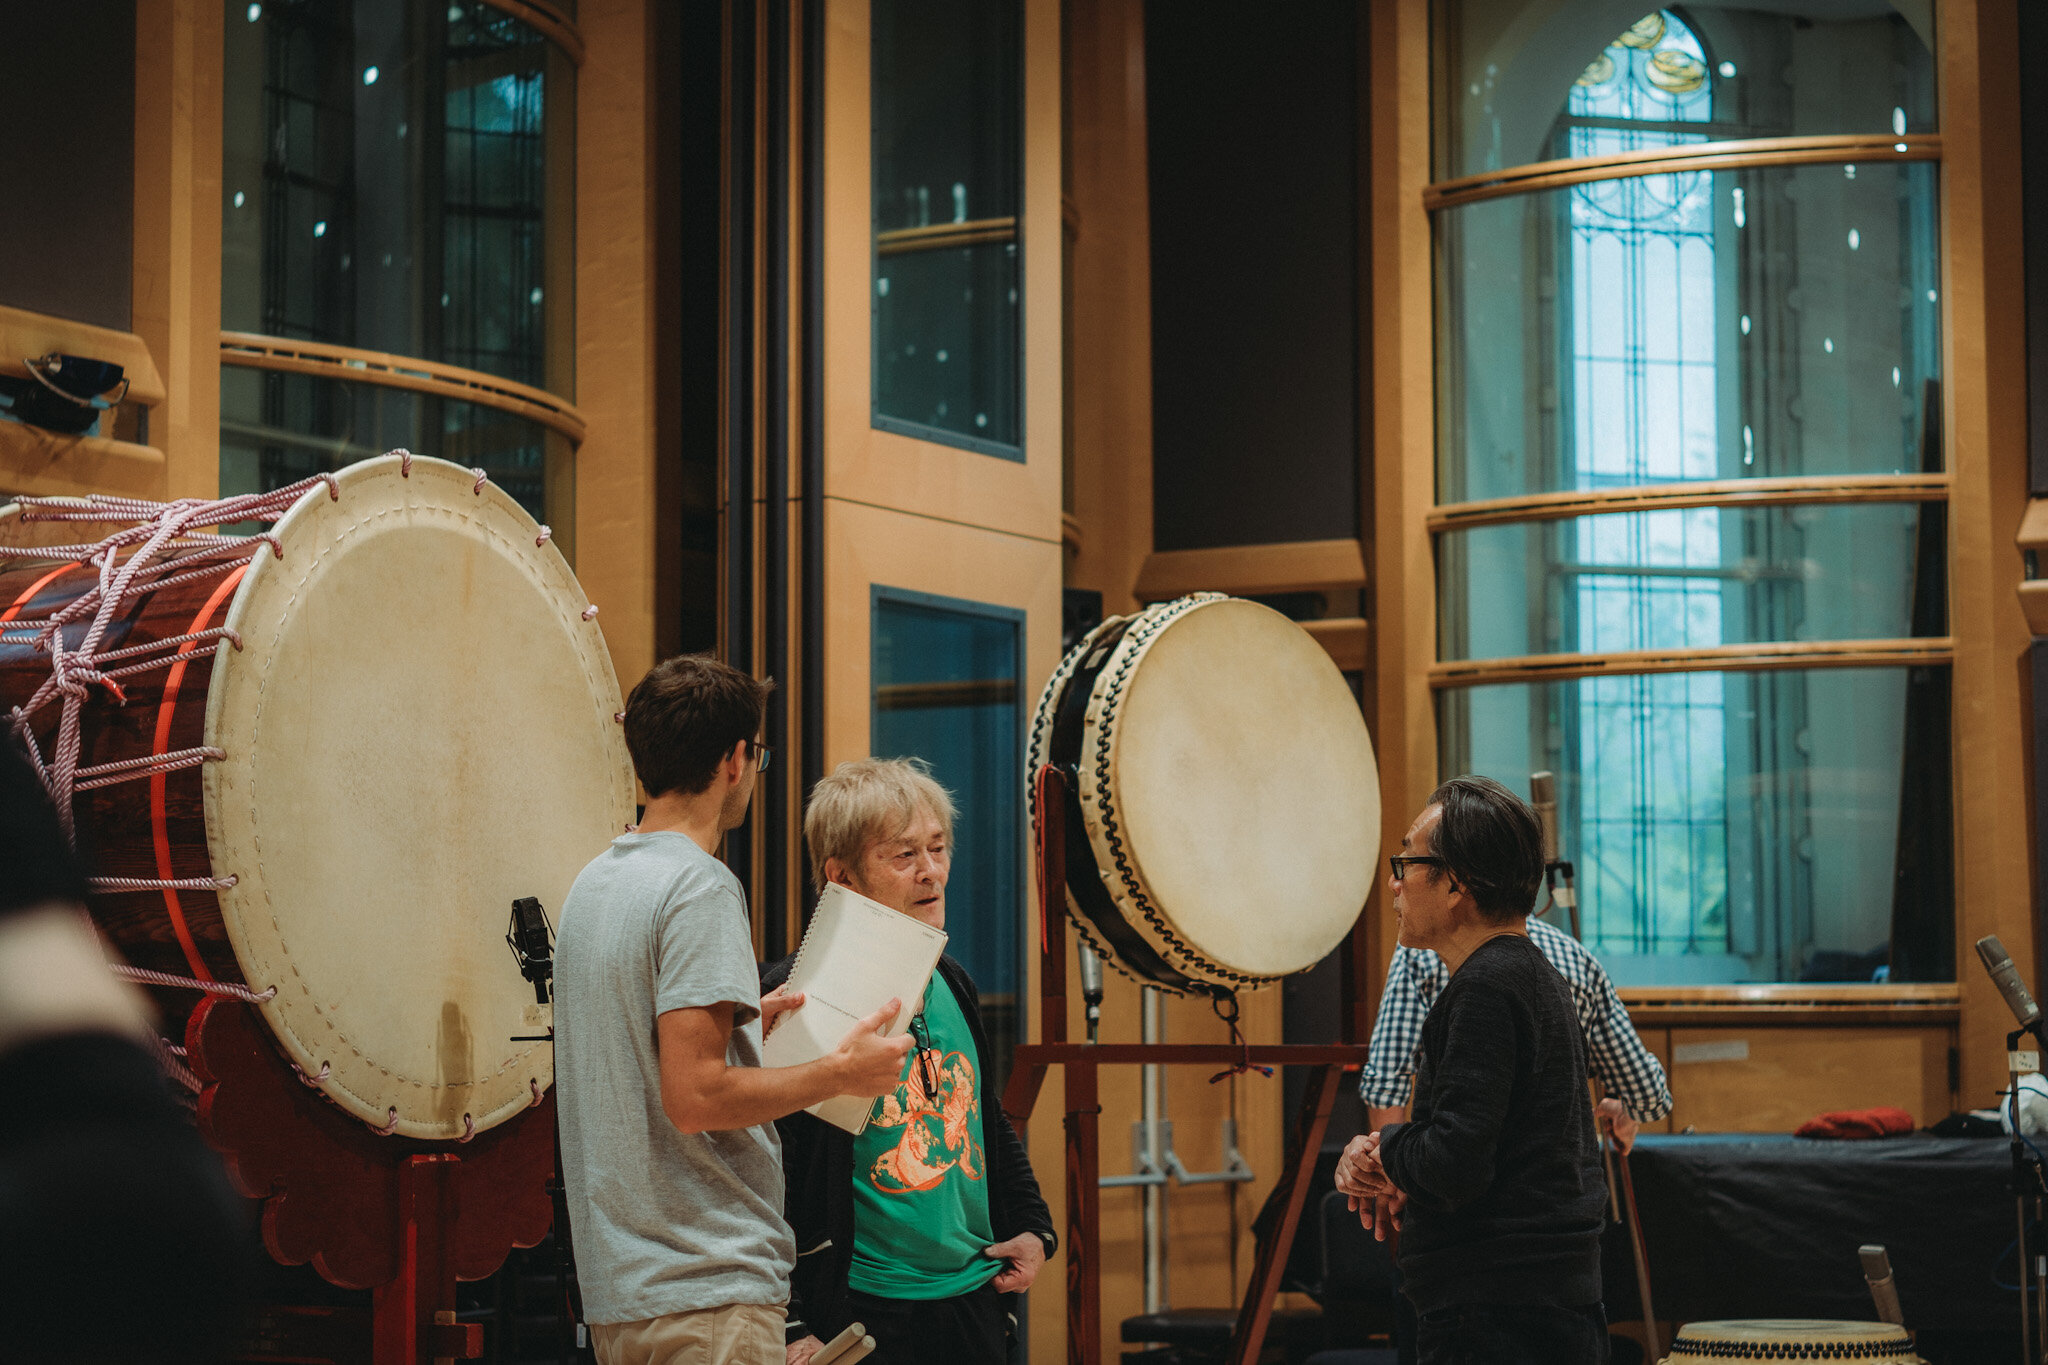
[1335,776,1608,1364]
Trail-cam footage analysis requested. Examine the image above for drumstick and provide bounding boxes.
[834,1336,877,1365]
[1610,1132,1660,1362]
[810,1322,868,1365]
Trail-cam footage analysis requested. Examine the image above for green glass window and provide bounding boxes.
[1433,5,1950,986]
[1441,667,1951,986]
[870,0,1021,458]
[220,0,574,524]
[871,589,1025,1090]
[1439,503,1944,662]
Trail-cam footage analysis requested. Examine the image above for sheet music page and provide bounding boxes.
[759,882,948,1132]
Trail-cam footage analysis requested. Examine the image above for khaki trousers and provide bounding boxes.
[591,1302,787,1365]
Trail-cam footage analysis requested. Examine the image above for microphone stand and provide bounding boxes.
[508,898,590,1365]
[2008,1021,2048,1365]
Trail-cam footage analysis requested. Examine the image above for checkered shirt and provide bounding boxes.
[1360,917,1674,1122]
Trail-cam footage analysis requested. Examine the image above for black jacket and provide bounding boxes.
[759,952,1055,1344]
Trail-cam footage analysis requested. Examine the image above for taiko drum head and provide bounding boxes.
[201,456,633,1139]
[1662,1320,1922,1364]
[1031,595,1379,993]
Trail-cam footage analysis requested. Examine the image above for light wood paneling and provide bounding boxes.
[1664,1026,1954,1132]
[1368,0,1438,985]
[1942,0,2037,1113]
[0,306,166,407]
[574,0,661,691]
[1050,0,1151,621]
[0,428,167,502]
[817,0,1063,549]
[1133,538,1367,602]
[132,0,222,502]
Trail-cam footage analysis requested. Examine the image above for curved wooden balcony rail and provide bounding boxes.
[218,333,586,446]
[1425,133,1941,212]
[875,216,1019,256]
[1428,473,1950,534]
[1429,637,1954,690]
[479,0,583,65]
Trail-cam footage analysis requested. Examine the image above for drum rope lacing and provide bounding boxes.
[2,474,338,845]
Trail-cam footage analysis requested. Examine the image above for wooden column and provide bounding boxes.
[1366,0,1436,982]
[132,0,223,502]
[576,0,665,691]
[1942,0,2036,1107]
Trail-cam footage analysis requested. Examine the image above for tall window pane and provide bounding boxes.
[1434,5,1950,986]
[871,0,1021,458]
[1441,667,1952,985]
[220,0,574,524]
[871,591,1024,1091]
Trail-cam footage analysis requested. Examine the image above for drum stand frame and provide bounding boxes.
[1000,766,1374,1365]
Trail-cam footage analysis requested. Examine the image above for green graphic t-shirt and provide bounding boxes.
[847,974,999,1299]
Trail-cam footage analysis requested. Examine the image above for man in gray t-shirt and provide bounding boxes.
[554,657,911,1365]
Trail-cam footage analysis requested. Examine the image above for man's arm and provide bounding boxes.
[1376,982,1519,1212]
[1359,948,1430,1115]
[659,999,910,1134]
[1582,964,1672,1126]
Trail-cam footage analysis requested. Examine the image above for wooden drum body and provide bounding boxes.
[1,455,634,1141]
[1028,594,1380,995]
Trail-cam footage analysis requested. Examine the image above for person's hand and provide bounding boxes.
[1334,1132,1395,1201]
[761,984,805,1038]
[1364,1189,1407,1243]
[786,1335,825,1365]
[983,1232,1047,1292]
[832,997,913,1097]
[1595,1097,1638,1155]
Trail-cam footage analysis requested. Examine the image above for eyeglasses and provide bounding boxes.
[1388,855,1446,882]
[749,740,773,773]
[908,1011,940,1102]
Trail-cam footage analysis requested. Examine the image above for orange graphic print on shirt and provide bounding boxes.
[865,1045,985,1193]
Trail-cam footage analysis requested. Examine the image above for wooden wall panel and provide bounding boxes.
[1664,1027,1953,1133]
[1942,0,2038,1111]
[574,0,662,693]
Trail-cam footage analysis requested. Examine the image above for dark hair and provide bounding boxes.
[1424,774,1544,923]
[1,733,90,917]
[623,655,773,799]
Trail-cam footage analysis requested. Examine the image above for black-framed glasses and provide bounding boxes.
[1388,855,1446,882]
[748,739,773,773]
[908,1011,940,1102]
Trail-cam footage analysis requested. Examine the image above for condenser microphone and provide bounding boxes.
[1976,935,2042,1029]
[1858,1245,1904,1326]
[1531,771,1560,865]
[1077,942,1104,1041]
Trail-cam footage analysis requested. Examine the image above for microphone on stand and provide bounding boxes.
[1530,771,1579,940]
[1976,935,2043,1030]
[1858,1245,1904,1327]
[1077,942,1104,1044]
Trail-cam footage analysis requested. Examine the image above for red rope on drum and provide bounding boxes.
[1207,994,1274,1085]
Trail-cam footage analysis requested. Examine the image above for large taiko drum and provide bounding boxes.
[1660,1321,1923,1363]
[0,454,634,1140]
[1027,594,1380,995]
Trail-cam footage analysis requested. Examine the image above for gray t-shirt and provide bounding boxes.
[554,831,793,1324]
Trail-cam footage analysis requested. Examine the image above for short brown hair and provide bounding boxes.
[803,758,956,891]
[623,655,772,798]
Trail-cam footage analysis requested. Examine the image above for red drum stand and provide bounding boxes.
[188,996,557,1364]
[1000,767,1375,1365]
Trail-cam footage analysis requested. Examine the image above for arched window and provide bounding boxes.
[1435,4,1947,985]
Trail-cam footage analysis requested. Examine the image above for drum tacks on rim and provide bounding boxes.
[1028,594,1380,996]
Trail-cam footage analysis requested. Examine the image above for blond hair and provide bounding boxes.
[804,757,958,890]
